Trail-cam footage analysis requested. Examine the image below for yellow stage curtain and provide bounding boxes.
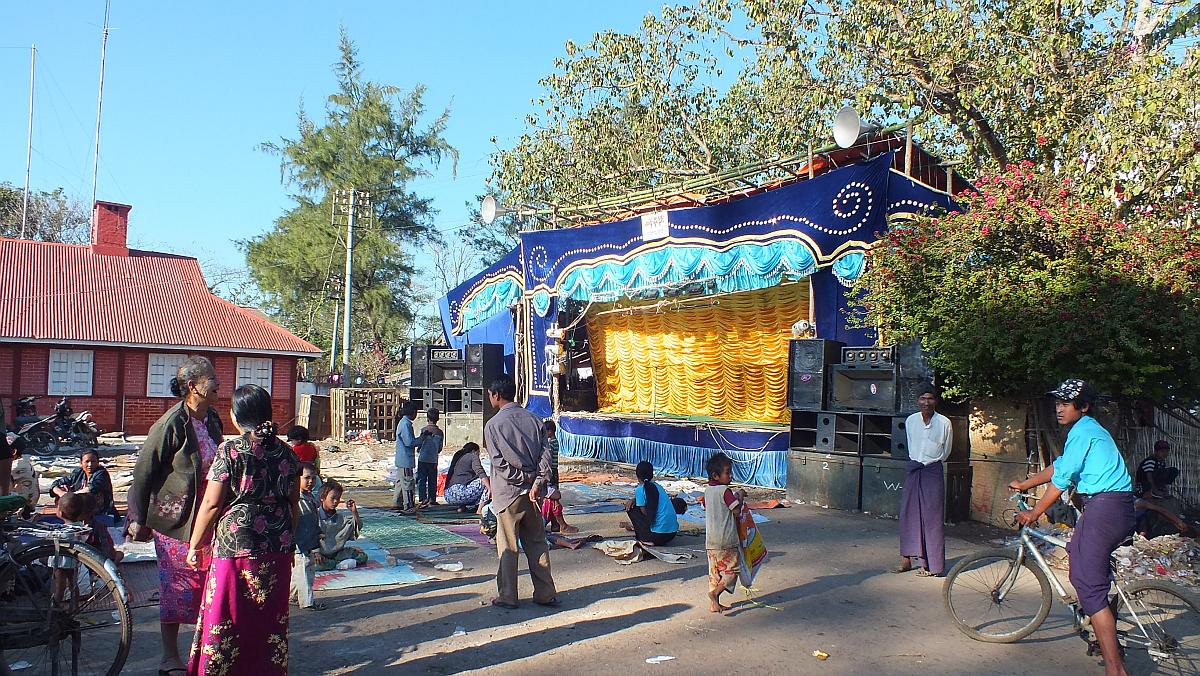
[586,282,809,424]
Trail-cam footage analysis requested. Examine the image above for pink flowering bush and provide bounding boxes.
[852,162,1200,404]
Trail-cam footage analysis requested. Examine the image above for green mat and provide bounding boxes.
[359,509,472,548]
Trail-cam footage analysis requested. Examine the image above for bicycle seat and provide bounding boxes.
[0,494,28,515]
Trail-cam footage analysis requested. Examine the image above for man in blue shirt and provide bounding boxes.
[393,401,420,512]
[1010,379,1134,676]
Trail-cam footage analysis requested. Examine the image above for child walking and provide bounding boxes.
[291,463,325,610]
[704,452,745,613]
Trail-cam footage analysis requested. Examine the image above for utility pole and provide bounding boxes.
[332,189,372,377]
[92,0,112,211]
[21,44,35,239]
[330,299,341,374]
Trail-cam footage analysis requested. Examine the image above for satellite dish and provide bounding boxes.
[833,106,864,149]
[480,195,498,224]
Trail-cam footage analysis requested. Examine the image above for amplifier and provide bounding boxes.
[841,345,895,366]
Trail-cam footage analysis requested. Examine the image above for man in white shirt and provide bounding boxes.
[892,384,953,577]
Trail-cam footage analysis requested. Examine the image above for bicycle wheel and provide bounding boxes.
[1114,580,1200,676]
[0,540,131,676]
[943,547,1054,643]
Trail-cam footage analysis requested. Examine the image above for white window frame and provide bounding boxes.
[147,353,188,397]
[236,357,273,394]
[48,349,94,396]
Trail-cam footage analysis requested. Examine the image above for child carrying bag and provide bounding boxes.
[735,505,768,587]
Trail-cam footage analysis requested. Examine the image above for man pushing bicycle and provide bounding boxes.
[1008,379,1136,676]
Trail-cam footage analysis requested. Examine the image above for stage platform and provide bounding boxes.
[557,412,789,489]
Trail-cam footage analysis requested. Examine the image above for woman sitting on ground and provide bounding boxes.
[444,443,491,513]
[624,461,679,547]
[50,448,119,526]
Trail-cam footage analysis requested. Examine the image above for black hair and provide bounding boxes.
[319,478,344,501]
[635,461,660,516]
[286,425,310,442]
[426,408,440,422]
[79,448,100,462]
[1068,383,1098,414]
[706,452,733,480]
[916,383,939,399]
[232,384,276,438]
[543,419,557,435]
[488,377,516,402]
[401,401,420,418]
[671,497,687,515]
[57,492,90,522]
[298,462,318,475]
[448,442,481,476]
[169,355,215,398]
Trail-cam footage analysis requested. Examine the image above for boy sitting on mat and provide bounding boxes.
[316,479,368,571]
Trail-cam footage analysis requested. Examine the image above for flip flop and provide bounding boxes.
[889,565,913,574]
[490,598,518,610]
[534,598,561,607]
[915,568,939,577]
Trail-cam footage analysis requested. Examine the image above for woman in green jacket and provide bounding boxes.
[127,355,223,676]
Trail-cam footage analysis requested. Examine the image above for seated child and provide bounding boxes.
[539,420,578,534]
[51,493,123,599]
[704,452,745,614]
[316,479,368,571]
[624,461,680,547]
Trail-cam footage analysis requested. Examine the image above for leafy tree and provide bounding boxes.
[492,1,1199,221]
[0,183,89,243]
[851,162,1200,405]
[245,30,457,370]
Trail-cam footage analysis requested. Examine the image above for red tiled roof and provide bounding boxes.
[0,238,321,356]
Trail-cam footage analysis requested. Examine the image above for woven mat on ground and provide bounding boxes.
[565,502,627,514]
[441,524,492,547]
[416,509,482,524]
[314,540,430,591]
[560,482,635,505]
[359,509,472,548]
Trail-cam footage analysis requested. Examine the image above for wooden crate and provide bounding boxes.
[297,394,331,440]
[330,388,406,441]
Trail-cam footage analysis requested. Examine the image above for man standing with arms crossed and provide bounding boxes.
[484,377,558,609]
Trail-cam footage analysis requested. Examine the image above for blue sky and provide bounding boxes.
[0,1,662,278]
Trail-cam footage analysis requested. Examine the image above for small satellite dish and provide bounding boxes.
[833,106,864,149]
[480,195,498,224]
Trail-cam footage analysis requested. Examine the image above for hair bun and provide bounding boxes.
[255,421,279,439]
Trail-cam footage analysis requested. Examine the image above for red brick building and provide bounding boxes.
[0,202,321,435]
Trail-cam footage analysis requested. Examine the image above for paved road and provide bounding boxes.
[120,496,1118,675]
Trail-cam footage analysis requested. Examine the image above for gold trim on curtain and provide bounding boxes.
[586,282,809,424]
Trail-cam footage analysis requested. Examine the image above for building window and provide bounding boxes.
[147,353,188,397]
[48,349,93,396]
[236,357,273,394]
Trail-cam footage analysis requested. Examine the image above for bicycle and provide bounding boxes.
[0,494,131,676]
[942,492,1200,674]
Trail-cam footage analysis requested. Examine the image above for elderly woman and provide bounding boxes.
[50,448,118,525]
[187,384,299,676]
[127,356,223,676]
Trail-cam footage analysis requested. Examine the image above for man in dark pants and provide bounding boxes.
[484,377,558,609]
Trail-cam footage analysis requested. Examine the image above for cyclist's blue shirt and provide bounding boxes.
[1051,415,1133,494]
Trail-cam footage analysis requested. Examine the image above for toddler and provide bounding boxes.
[704,452,744,613]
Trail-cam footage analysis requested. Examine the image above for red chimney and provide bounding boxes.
[91,201,131,257]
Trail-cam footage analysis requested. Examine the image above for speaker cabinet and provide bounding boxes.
[896,339,935,414]
[891,416,909,459]
[410,345,429,388]
[464,343,504,388]
[828,364,898,414]
[787,339,844,410]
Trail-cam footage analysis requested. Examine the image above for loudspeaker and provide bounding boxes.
[465,343,504,388]
[828,364,899,413]
[787,339,844,410]
[891,416,909,459]
[815,412,837,452]
[422,389,435,410]
[411,345,429,388]
[896,339,935,414]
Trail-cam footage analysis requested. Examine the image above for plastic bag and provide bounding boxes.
[736,505,767,587]
[480,502,498,539]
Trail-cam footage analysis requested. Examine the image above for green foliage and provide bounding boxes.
[851,163,1200,404]
[0,183,89,243]
[493,1,1199,220]
[245,30,457,369]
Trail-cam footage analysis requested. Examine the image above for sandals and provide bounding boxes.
[889,565,913,574]
[490,597,518,610]
[534,598,561,608]
[915,568,940,578]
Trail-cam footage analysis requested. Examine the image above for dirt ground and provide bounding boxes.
[100,452,1133,676]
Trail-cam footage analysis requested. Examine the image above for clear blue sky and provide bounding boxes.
[0,1,662,277]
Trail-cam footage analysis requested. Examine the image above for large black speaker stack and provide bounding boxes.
[786,339,843,409]
[409,343,506,422]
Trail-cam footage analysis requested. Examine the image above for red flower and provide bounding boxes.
[1037,136,1048,146]
[982,225,991,235]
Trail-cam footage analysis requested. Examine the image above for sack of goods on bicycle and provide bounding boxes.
[0,495,131,676]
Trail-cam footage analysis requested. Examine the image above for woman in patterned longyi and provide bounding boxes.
[186,384,300,676]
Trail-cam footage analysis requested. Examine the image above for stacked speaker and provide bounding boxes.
[409,343,505,452]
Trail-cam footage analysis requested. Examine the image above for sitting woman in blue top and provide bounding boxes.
[1010,379,1134,676]
[625,461,680,547]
